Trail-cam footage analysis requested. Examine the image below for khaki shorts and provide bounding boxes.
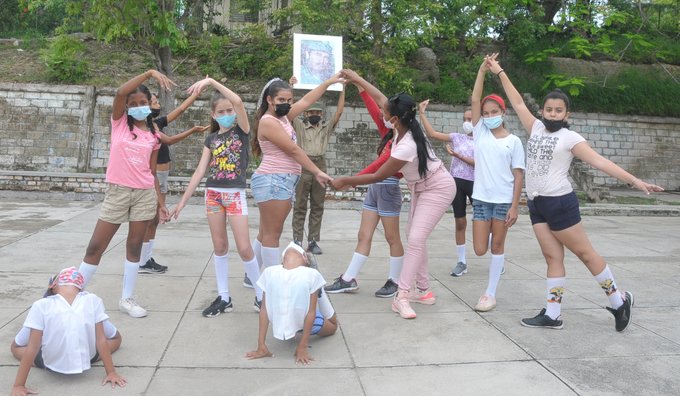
[99,184,157,224]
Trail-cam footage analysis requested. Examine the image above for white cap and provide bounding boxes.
[281,241,308,262]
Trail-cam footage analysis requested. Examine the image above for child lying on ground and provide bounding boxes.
[246,242,337,364]
[10,267,125,396]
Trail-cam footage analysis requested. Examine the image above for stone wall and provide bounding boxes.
[1,83,679,192]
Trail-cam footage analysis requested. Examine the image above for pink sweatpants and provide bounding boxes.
[398,166,456,291]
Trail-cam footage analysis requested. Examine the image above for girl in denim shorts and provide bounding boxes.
[172,77,263,317]
[249,76,340,270]
[487,55,663,331]
[469,56,526,313]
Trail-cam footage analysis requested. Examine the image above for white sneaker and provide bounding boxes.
[119,297,148,318]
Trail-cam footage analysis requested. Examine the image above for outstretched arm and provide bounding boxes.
[343,69,388,111]
[113,70,176,121]
[246,294,273,360]
[332,157,406,190]
[486,57,537,134]
[158,125,210,146]
[171,147,212,220]
[188,77,250,133]
[289,73,345,120]
[358,87,389,137]
[419,100,451,142]
[329,86,346,128]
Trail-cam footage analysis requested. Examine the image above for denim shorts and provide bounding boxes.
[250,173,300,203]
[472,200,510,221]
[528,191,581,231]
[363,177,402,217]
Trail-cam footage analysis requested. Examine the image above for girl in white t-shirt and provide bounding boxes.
[469,55,526,313]
[486,55,663,331]
[11,267,125,396]
[245,242,337,365]
[332,70,456,320]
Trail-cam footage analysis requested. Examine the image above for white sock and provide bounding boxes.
[140,242,152,265]
[342,252,368,282]
[388,256,403,281]
[594,265,623,309]
[252,239,263,268]
[78,262,98,287]
[545,277,566,319]
[261,246,280,268]
[122,260,140,299]
[488,233,492,251]
[148,239,155,259]
[214,253,230,301]
[317,288,335,318]
[243,256,263,300]
[484,254,504,297]
[456,244,466,264]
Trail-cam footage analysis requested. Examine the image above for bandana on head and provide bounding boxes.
[281,241,308,263]
[51,267,85,290]
[481,94,506,111]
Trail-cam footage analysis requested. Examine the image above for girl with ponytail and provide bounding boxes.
[332,69,456,320]
[249,74,339,272]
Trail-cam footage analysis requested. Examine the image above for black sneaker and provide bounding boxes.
[606,291,634,332]
[294,240,303,247]
[375,279,398,298]
[243,273,253,289]
[307,240,323,255]
[254,297,262,312]
[324,276,358,293]
[202,296,233,317]
[139,257,168,274]
[521,308,564,329]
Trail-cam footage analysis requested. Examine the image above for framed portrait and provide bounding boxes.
[293,33,343,91]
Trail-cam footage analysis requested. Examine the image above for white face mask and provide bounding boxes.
[462,121,473,134]
[383,117,395,130]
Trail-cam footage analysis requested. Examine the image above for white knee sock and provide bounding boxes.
[594,265,623,309]
[388,256,403,281]
[148,239,155,258]
[545,277,566,319]
[78,262,98,287]
[317,288,335,319]
[214,253,230,301]
[261,246,280,268]
[484,254,504,297]
[243,256,263,300]
[122,260,140,299]
[343,252,368,281]
[140,242,152,264]
[252,239,263,268]
[456,244,466,264]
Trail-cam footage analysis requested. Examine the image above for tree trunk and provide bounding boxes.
[540,0,563,24]
[154,46,175,120]
[370,0,383,57]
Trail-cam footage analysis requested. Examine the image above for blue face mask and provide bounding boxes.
[483,115,503,129]
[128,106,151,121]
[215,114,237,128]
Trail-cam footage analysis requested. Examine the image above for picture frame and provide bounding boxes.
[293,33,343,91]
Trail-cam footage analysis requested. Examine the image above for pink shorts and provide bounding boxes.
[205,188,248,216]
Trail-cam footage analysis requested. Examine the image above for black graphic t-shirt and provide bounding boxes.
[204,125,249,188]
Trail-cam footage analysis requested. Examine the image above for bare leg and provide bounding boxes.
[126,220,152,262]
[454,216,467,246]
[533,223,566,277]
[83,220,122,264]
[257,200,293,247]
[316,314,338,337]
[206,212,229,256]
[381,216,404,257]
[551,223,606,275]
[472,220,491,256]
[355,210,380,256]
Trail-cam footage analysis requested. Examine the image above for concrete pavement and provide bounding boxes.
[0,196,679,395]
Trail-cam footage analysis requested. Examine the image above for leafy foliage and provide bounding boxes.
[41,34,89,82]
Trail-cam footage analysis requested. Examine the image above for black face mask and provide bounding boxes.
[542,118,567,133]
[275,103,291,117]
[150,108,161,118]
[307,115,321,125]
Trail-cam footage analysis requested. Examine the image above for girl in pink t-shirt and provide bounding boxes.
[332,69,456,320]
[77,70,175,319]
[248,77,339,270]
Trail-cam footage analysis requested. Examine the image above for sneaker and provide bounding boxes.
[138,258,167,274]
[307,240,323,255]
[253,297,262,313]
[409,288,436,305]
[474,294,497,312]
[243,273,253,289]
[202,296,233,317]
[375,279,398,298]
[450,261,468,277]
[391,291,417,319]
[520,308,564,329]
[119,297,148,318]
[294,239,303,247]
[324,276,359,293]
[606,291,634,332]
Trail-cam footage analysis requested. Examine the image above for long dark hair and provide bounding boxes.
[210,91,227,133]
[126,84,159,142]
[387,93,435,178]
[251,78,291,157]
[376,130,394,155]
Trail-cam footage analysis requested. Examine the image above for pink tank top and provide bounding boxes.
[256,114,302,175]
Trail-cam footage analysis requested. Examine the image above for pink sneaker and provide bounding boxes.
[409,288,436,305]
[474,294,497,312]
[391,291,417,319]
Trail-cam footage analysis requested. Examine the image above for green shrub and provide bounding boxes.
[41,35,89,83]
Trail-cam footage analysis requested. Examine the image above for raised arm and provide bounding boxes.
[188,77,250,133]
[165,90,201,124]
[471,58,489,125]
[289,73,344,120]
[358,86,389,137]
[158,125,210,146]
[343,68,388,110]
[419,99,451,142]
[486,57,537,133]
[329,86,346,128]
[112,70,176,121]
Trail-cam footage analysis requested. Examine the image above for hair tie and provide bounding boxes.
[257,78,283,109]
